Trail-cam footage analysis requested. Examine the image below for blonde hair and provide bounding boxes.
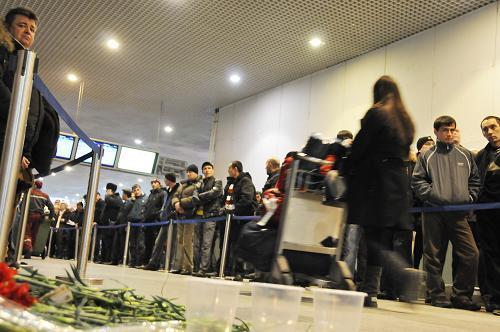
[0,20,14,51]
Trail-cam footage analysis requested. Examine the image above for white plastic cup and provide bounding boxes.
[251,282,304,332]
[185,278,241,332]
[311,288,366,332]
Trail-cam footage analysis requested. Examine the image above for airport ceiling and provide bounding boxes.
[0,0,495,199]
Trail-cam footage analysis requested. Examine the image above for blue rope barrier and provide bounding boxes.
[232,215,261,221]
[96,224,128,230]
[173,216,226,224]
[33,75,100,154]
[130,221,170,228]
[50,227,77,232]
[409,202,500,214]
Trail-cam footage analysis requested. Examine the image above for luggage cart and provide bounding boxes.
[270,153,355,290]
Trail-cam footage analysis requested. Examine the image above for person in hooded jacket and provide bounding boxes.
[220,160,257,278]
[141,179,166,265]
[95,183,123,264]
[171,164,203,274]
[110,189,133,265]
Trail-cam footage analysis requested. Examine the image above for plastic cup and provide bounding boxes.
[251,282,304,332]
[311,288,366,332]
[185,278,241,332]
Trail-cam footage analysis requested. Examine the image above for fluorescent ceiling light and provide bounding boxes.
[309,37,324,48]
[67,73,79,82]
[229,74,241,84]
[106,39,120,50]
[164,126,173,133]
[134,139,142,145]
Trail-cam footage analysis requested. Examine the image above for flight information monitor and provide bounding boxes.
[117,146,158,174]
[55,134,75,160]
[75,139,119,167]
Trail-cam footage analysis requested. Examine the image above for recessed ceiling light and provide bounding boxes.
[106,39,120,50]
[67,73,79,82]
[309,37,324,48]
[229,74,241,84]
[164,126,173,133]
[134,139,142,145]
[76,193,80,197]
[138,178,143,183]
[51,172,56,177]
[65,166,72,172]
[119,183,123,187]
[39,177,43,181]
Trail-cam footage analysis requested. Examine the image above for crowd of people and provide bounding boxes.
[1,6,499,318]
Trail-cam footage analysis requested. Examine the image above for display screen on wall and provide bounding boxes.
[55,134,75,160]
[75,139,118,167]
[117,147,158,174]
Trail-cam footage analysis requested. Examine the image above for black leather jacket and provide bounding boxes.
[194,176,223,218]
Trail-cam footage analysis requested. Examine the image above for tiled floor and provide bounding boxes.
[25,258,499,331]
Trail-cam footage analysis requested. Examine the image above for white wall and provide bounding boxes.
[214,3,500,190]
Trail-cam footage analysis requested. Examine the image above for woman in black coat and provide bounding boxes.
[345,75,420,307]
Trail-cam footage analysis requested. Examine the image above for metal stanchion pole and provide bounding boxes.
[91,223,97,262]
[76,147,102,281]
[0,50,37,262]
[122,222,131,267]
[14,188,32,264]
[47,228,54,258]
[164,220,174,273]
[74,228,80,260]
[219,214,232,278]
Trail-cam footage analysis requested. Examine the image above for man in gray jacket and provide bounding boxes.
[412,115,481,310]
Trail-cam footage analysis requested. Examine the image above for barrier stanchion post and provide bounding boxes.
[74,228,80,260]
[122,222,131,267]
[14,188,33,264]
[76,146,103,282]
[164,219,174,273]
[219,214,232,278]
[0,50,37,262]
[47,228,54,258]
[91,223,97,262]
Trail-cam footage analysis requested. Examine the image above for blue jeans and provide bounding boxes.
[342,224,363,275]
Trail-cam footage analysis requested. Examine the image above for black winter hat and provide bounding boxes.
[416,136,434,151]
[106,182,117,192]
[165,172,176,183]
[187,164,198,174]
[201,161,214,170]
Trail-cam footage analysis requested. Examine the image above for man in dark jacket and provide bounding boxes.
[143,173,180,271]
[221,161,257,277]
[475,115,500,315]
[192,162,223,276]
[142,179,166,265]
[412,116,481,310]
[1,7,59,176]
[23,180,54,258]
[171,164,203,274]
[95,183,122,264]
[262,158,280,192]
[127,184,148,267]
[111,189,133,265]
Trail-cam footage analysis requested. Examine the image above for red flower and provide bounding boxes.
[0,279,16,297]
[10,283,37,307]
[0,263,16,283]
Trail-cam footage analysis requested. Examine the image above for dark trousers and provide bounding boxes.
[422,212,479,300]
[413,215,424,269]
[111,226,126,264]
[194,221,217,272]
[380,230,413,296]
[23,212,43,251]
[95,228,114,263]
[477,209,500,305]
[55,227,75,259]
[128,223,145,266]
[149,223,177,269]
[219,219,244,275]
[143,221,160,264]
[361,227,411,297]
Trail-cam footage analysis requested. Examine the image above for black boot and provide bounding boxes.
[360,266,382,308]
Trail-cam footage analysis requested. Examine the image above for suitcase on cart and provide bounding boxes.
[31,216,50,259]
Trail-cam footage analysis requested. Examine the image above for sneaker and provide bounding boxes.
[364,296,378,308]
[451,297,481,311]
[431,297,452,308]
